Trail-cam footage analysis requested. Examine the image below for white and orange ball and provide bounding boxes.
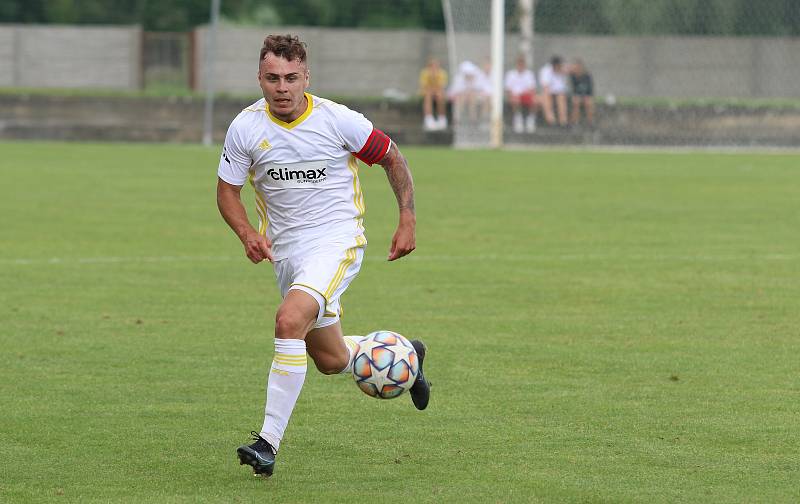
[352,330,419,399]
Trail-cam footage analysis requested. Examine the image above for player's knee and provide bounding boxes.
[274,308,311,339]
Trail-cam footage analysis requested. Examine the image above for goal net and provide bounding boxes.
[443,0,535,148]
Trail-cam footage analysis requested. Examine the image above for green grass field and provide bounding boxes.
[1,142,798,503]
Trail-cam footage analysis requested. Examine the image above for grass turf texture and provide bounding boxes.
[1,142,798,503]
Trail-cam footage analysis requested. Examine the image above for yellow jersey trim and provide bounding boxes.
[347,155,366,233]
[265,93,314,130]
[248,171,269,236]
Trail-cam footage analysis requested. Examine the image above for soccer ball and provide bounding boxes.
[352,330,419,399]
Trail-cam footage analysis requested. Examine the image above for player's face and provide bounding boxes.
[258,52,310,122]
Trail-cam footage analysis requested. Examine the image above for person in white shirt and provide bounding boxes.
[478,59,494,103]
[504,56,538,133]
[448,60,490,122]
[539,55,569,126]
[216,34,431,478]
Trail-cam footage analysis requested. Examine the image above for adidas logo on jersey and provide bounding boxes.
[258,139,272,151]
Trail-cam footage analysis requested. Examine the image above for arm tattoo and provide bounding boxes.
[379,143,415,213]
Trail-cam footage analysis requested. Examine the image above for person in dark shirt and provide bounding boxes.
[570,59,594,126]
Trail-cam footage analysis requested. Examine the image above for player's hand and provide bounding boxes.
[242,231,273,264]
[388,213,416,261]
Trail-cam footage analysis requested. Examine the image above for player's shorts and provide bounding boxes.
[515,91,536,107]
[273,236,366,329]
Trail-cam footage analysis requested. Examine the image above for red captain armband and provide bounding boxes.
[354,128,391,166]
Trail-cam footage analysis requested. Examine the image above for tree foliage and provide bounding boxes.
[534,0,800,35]
[0,0,444,31]
[0,0,267,31]
[0,0,796,35]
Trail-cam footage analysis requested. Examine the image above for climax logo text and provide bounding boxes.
[267,166,327,184]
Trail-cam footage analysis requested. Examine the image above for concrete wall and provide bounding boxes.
[193,26,446,97]
[0,94,427,144]
[2,94,799,148]
[0,24,141,89]
[538,35,800,99]
[0,24,798,98]
[195,26,800,99]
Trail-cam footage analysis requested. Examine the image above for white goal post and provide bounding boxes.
[489,0,505,148]
[442,0,507,148]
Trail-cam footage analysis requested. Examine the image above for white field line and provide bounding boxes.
[1,253,798,267]
[502,143,800,156]
[2,255,238,266]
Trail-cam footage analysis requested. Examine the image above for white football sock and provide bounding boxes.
[525,115,536,133]
[339,335,363,374]
[260,338,307,451]
[513,112,524,133]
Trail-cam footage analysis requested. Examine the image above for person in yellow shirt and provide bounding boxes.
[419,57,448,131]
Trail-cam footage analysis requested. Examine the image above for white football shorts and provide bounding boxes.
[273,237,366,329]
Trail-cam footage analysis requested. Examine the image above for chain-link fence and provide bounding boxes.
[142,32,192,92]
[444,0,800,148]
[2,1,798,147]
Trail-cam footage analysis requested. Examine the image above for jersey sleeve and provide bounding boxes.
[354,128,391,166]
[333,104,391,166]
[217,116,252,186]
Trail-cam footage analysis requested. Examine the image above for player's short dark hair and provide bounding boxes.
[551,55,563,66]
[259,34,307,64]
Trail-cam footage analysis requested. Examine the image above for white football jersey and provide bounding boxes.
[539,64,568,94]
[504,68,537,95]
[218,93,391,260]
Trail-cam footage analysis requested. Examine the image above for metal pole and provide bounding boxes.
[441,0,457,94]
[490,0,504,148]
[520,0,534,68]
[202,0,221,146]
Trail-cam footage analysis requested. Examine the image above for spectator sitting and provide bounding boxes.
[504,56,537,133]
[418,57,448,131]
[478,59,494,104]
[569,58,595,127]
[539,55,569,126]
[448,60,490,124]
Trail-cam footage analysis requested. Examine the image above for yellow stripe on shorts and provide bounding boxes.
[324,246,357,300]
